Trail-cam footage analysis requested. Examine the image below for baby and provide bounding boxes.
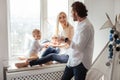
[41,35,60,57]
[41,35,70,57]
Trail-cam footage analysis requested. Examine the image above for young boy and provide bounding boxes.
[15,29,45,68]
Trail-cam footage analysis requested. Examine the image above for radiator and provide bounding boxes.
[5,64,68,80]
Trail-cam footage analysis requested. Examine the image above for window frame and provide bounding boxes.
[8,0,41,58]
[8,0,74,59]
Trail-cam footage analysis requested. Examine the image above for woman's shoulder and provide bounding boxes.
[68,23,74,29]
[68,25,74,32]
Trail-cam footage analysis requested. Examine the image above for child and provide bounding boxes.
[41,36,70,58]
[41,35,60,57]
[15,29,45,68]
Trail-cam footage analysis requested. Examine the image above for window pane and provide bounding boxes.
[9,0,40,56]
[46,0,68,39]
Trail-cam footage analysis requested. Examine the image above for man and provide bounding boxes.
[61,1,94,80]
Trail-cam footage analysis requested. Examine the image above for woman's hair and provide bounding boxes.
[55,12,68,37]
[71,1,88,18]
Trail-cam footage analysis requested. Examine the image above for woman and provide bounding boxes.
[15,12,74,68]
[56,12,74,41]
[41,12,74,57]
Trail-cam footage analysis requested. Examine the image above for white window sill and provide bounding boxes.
[7,63,66,73]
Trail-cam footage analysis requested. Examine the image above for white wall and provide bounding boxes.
[114,0,120,16]
[85,0,114,61]
[0,0,8,80]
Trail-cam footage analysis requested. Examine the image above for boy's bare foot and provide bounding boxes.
[15,62,28,68]
[18,57,26,60]
[44,61,53,65]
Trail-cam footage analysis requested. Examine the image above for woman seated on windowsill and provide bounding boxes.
[39,11,74,63]
[15,11,74,68]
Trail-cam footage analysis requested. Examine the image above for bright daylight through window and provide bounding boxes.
[9,0,40,57]
[9,0,68,58]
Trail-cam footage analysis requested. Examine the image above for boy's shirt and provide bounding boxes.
[28,40,44,56]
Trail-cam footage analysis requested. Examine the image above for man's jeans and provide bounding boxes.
[61,63,88,80]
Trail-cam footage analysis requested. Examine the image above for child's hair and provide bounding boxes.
[32,29,41,37]
[52,36,58,40]
[51,34,59,39]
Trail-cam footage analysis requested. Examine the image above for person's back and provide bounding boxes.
[82,19,94,70]
[28,40,42,58]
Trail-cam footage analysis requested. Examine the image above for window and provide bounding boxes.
[44,0,68,39]
[9,0,70,58]
[9,0,40,57]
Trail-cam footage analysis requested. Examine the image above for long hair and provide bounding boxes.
[55,12,68,37]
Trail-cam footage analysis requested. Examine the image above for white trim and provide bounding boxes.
[40,0,47,40]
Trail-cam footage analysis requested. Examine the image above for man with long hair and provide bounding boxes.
[61,1,94,80]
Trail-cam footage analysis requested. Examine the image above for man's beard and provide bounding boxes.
[72,14,77,21]
[73,17,77,21]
